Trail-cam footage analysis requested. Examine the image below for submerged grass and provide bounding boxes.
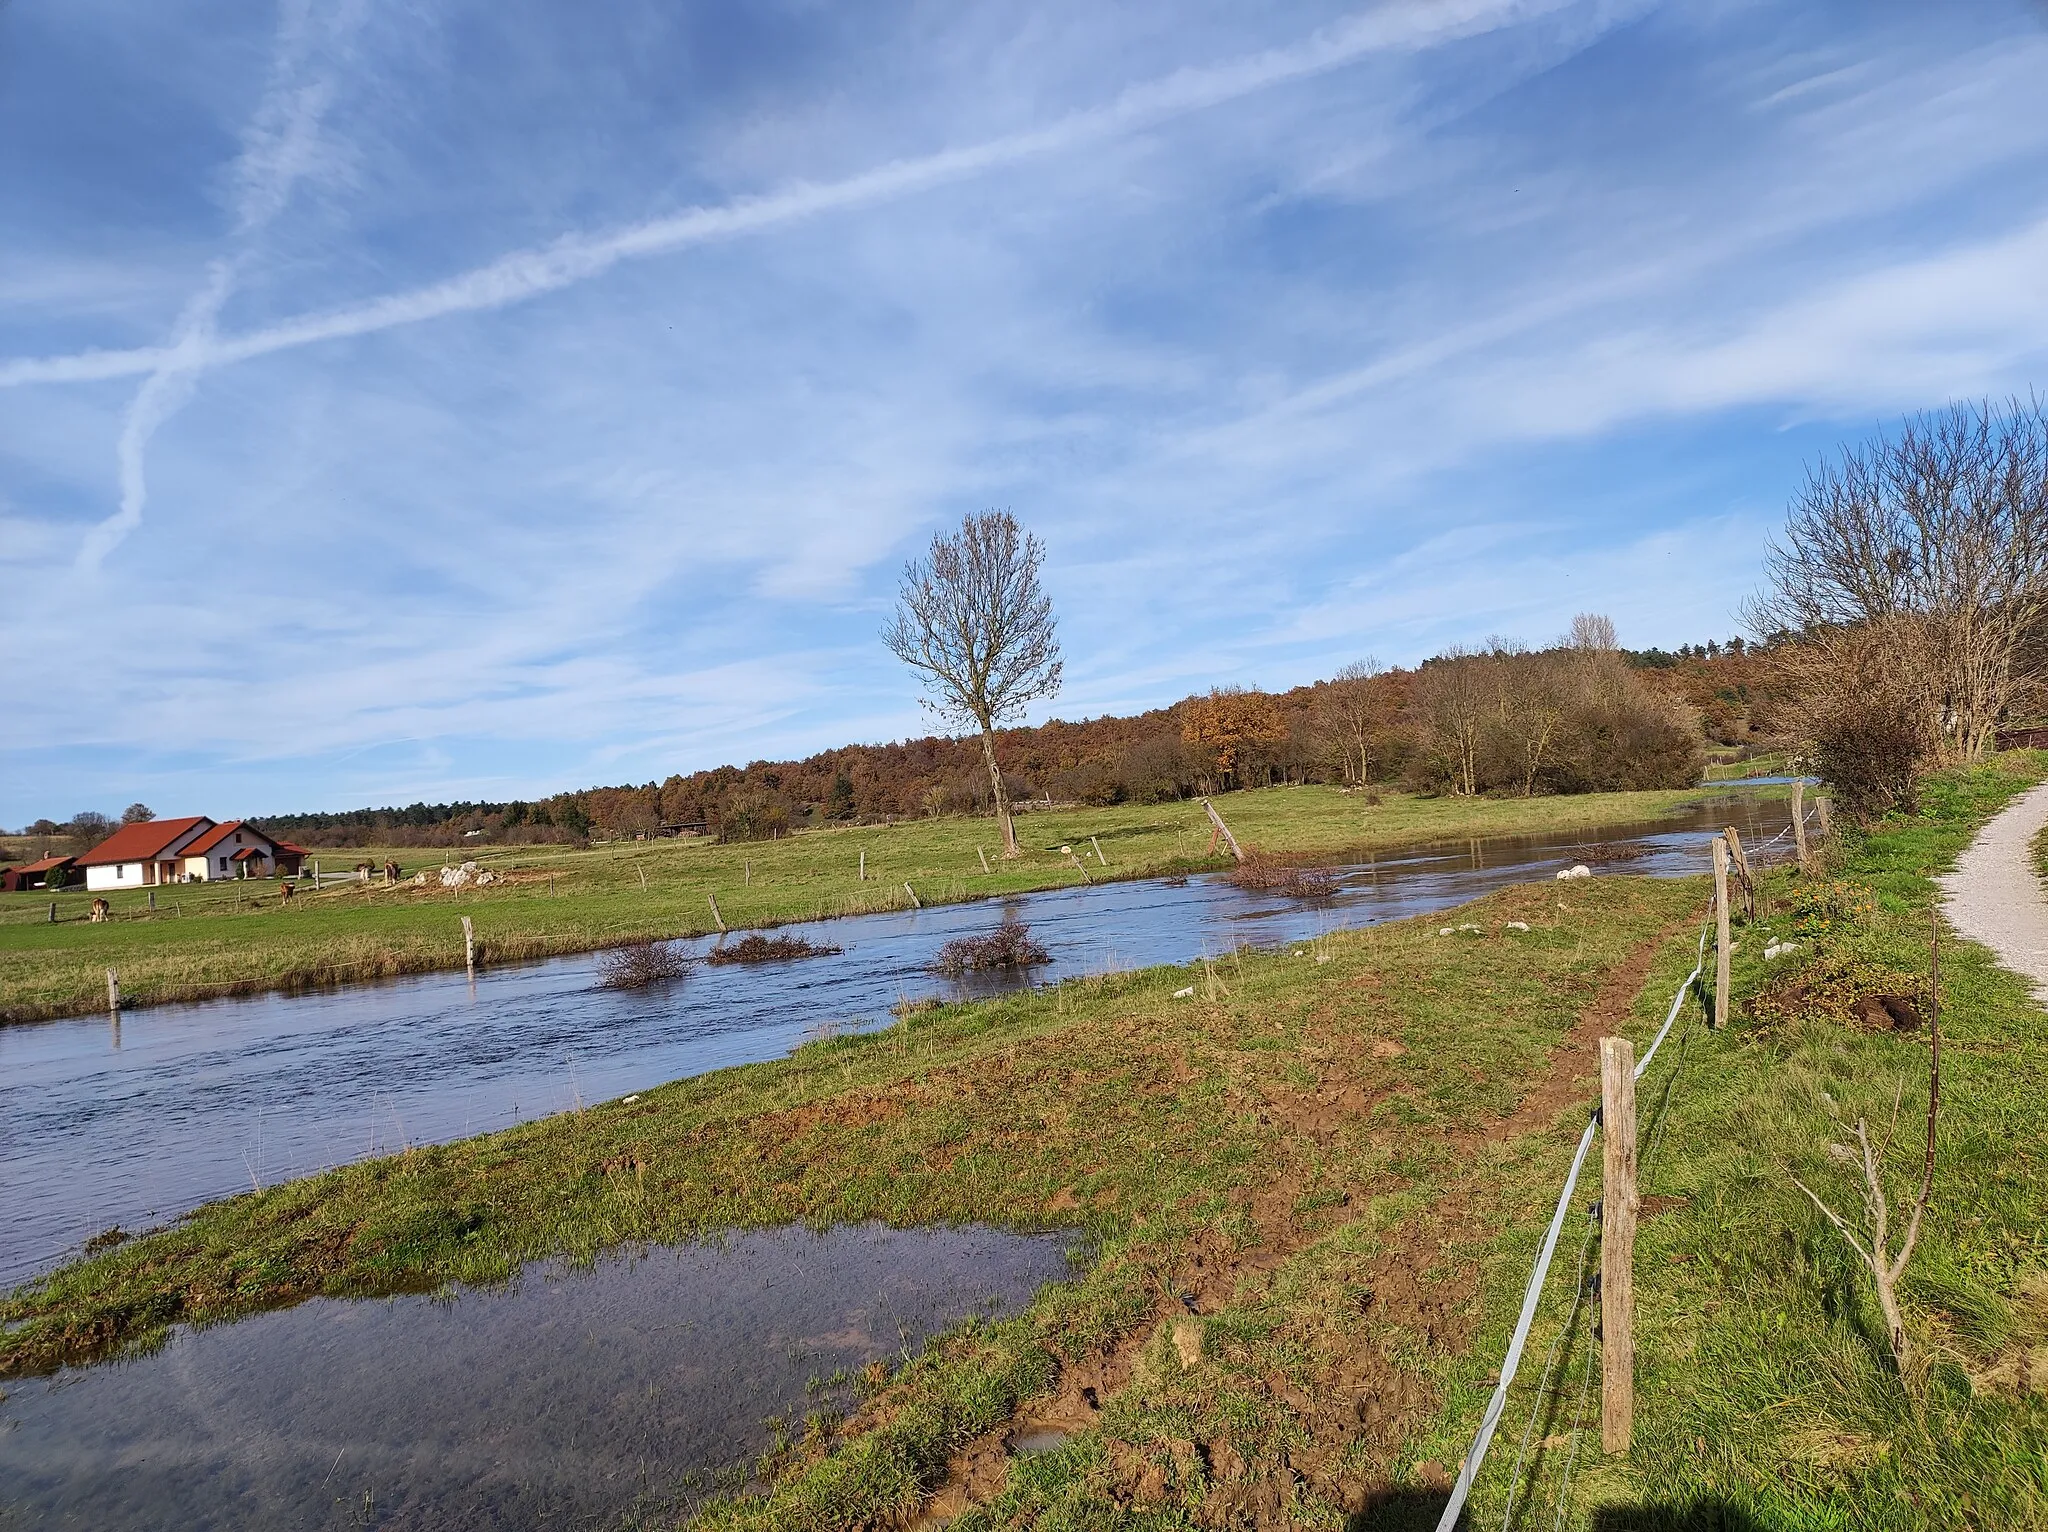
[0,782,1760,1023]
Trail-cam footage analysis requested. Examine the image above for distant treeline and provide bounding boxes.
[241,641,1783,849]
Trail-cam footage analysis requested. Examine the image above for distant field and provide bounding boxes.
[0,784,1764,1023]
[1703,751,1790,780]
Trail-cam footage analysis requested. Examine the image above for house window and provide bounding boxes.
[219,857,229,872]
[234,833,242,845]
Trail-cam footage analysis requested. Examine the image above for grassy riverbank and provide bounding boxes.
[0,782,1748,1024]
[3,764,2041,1526]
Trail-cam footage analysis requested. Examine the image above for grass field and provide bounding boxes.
[0,783,1750,1024]
[6,762,2038,1526]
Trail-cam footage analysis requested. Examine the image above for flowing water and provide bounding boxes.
[0,794,1794,1285]
[0,1224,1076,1529]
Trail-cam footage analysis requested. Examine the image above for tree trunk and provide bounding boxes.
[978,727,1019,857]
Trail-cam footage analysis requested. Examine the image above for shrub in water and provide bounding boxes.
[1228,854,1338,899]
[704,934,842,965]
[596,940,691,988]
[930,922,1051,976]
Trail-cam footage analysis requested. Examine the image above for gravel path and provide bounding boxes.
[1935,781,2048,1001]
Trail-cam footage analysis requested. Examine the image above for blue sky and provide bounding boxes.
[4,0,2046,825]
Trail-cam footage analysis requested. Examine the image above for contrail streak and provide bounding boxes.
[74,0,367,568]
[13,0,1560,401]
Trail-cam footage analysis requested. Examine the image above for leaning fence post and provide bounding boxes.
[1723,825,1754,920]
[904,881,921,909]
[1201,798,1247,863]
[708,892,727,931]
[978,846,990,874]
[1600,1035,1638,1454]
[1792,779,1810,871]
[1091,835,1107,867]
[106,968,121,1014]
[461,916,475,977]
[1712,835,1731,1030]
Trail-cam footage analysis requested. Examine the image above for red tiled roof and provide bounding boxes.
[179,820,276,859]
[275,841,308,856]
[231,846,266,861]
[18,854,76,874]
[75,816,214,867]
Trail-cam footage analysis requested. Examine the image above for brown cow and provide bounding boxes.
[280,881,295,903]
[89,898,110,922]
[384,860,402,884]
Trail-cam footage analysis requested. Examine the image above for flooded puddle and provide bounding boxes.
[0,1223,1075,1529]
[0,794,1795,1283]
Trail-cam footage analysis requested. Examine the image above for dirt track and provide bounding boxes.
[1936,781,2048,999]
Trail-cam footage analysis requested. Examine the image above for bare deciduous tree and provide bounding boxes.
[1412,646,1495,796]
[884,511,1062,858]
[1569,612,1618,653]
[1751,398,2048,761]
[1498,648,1572,796]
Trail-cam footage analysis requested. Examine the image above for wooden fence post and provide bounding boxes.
[461,916,475,977]
[1091,835,1107,867]
[1712,836,1731,1029]
[1815,796,1832,840]
[904,882,921,909]
[148,889,156,912]
[978,846,990,874]
[859,850,866,882]
[1600,1036,1638,1454]
[1723,825,1754,920]
[1792,780,1809,872]
[106,968,121,1014]
[708,892,726,931]
[49,901,57,923]
[1202,798,1247,863]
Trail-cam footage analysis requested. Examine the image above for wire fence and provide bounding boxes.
[1433,921,1711,1531]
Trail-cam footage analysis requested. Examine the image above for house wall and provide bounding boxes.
[85,861,146,892]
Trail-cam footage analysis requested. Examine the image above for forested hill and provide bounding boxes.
[250,642,1784,850]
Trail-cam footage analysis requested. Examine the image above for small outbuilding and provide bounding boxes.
[2,854,77,892]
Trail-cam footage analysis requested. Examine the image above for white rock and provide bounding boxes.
[1506,921,1531,932]
[1438,927,1455,936]
[1173,985,1195,998]
[1556,865,1592,881]
[622,1094,639,1104]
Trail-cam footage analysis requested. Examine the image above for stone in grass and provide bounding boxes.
[1556,864,1593,881]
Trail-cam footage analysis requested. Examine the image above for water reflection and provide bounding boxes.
[0,1224,1075,1530]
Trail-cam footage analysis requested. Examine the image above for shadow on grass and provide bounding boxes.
[1347,1492,1769,1531]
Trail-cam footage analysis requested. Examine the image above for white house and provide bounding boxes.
[77,817,216,892]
